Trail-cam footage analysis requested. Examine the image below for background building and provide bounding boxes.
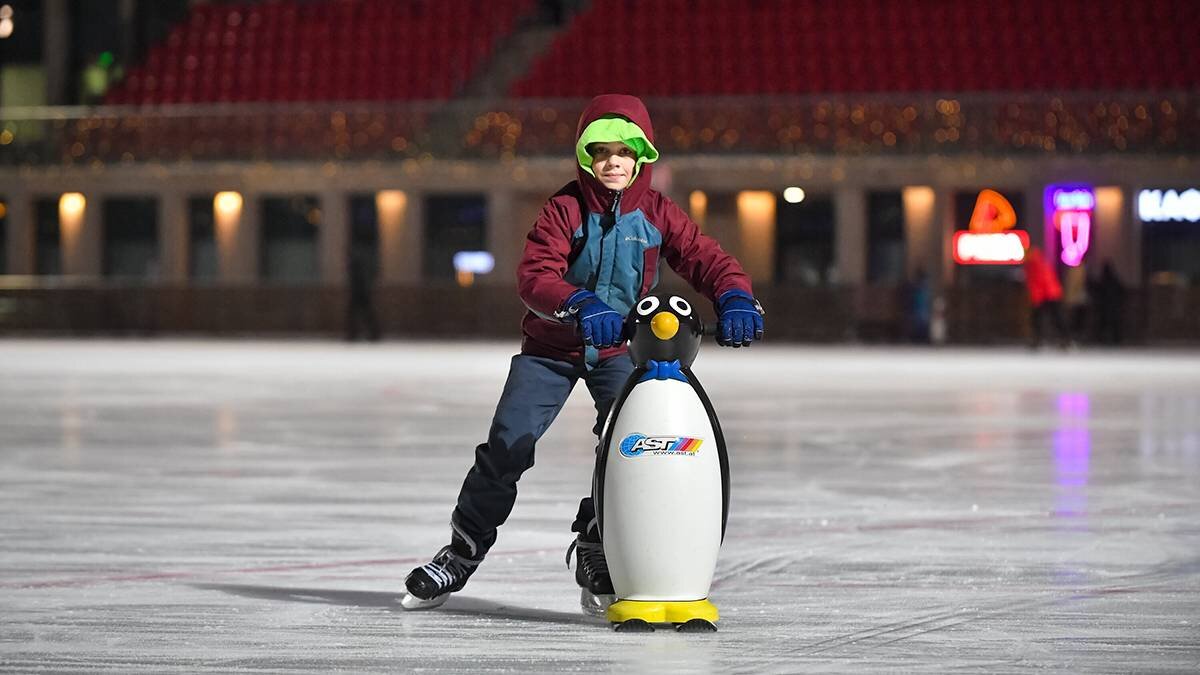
[2,0,1199,342]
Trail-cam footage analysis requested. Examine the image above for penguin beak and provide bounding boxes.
[650,312,679,340]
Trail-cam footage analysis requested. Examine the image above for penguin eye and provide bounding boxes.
[669,296,692,316]
[636,297,661,316]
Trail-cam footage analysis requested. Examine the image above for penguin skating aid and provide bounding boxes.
[594,294,730,633]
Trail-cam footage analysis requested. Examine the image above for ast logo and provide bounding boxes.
[619,433,703,458]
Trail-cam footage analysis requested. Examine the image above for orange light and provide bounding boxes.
[689,190,707,230]
[58,193,86,256]
[374,189,408,225]
[968,189,1017,233]
[214,191,243,215]
[59,192,85,218]
[736,191,776,281]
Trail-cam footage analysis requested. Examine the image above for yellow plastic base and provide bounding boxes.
[606,599,719,625]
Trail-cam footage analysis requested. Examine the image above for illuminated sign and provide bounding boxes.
[453,250,495,274]
[953,189,1027,265]
[1138,189,1200,222]
[954,231,1030,264]
[967,189,1016,232]
[1045,185,1093,267]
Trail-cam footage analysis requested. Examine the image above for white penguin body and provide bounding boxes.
[599,377,725,601]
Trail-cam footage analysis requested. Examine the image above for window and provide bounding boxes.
[775,194,835,285]
[34,197,61,275]
[867,191,905,284]
[260,195,319,283]
[1143,220,1200,285]
[424,194,486,281]
[0,1,45,65]
[102,197,158,280]
[188,196,217,282]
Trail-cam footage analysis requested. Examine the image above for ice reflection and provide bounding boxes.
[963,390,1022,452]
[609,636,718,673]
[60,379,83,466]
[1053,393,1091,519]
[215,405,239,452]
[1138,393,1200,470]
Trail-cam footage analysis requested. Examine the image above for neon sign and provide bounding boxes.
[954,231,1029,264]
[953,189,1028,265]
[1138,189,1200,222]
[1045,185,1094,267]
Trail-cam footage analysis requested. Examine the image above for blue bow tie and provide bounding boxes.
[639,359,689,383]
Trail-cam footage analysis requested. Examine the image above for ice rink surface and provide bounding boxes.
[2,339,1198,673]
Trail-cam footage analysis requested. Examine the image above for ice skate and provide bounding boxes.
[401,543,481,610]
[566,534,615,617]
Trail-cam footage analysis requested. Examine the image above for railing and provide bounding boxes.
[0,281,1187,344]
[2,92,1197,165]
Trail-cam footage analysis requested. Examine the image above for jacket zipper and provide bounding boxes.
[595,189,621,296]
[607,189,622,224]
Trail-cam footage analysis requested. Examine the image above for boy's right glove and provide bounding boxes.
[715,289,765,347]
[564,289,624,348]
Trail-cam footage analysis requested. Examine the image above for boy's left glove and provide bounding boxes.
[715,289,765,347]
[564,289,624,348]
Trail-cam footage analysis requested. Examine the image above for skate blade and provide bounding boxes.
[399,591,449,610]
[580,590,616,617]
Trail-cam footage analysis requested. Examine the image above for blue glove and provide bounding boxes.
[715,289,764,347]
[565,289,624,348]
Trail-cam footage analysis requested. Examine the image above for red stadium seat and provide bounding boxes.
[508,0,1198,97]
[105,0,535,105]
[103,0,1199,105]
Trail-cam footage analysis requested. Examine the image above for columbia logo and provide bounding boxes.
[624,236,649,244]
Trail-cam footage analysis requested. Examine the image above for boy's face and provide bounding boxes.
[587,141,638,190]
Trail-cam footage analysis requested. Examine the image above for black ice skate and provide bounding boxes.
[566,533,615,617]
[401,543,481,610]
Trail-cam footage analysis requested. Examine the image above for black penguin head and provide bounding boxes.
[626,294,703,368]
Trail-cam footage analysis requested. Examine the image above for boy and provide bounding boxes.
[402,94,764,612]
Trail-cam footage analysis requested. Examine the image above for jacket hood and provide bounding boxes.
[575,94,657,213]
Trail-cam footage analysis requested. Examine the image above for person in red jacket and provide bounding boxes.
[1023,246,1068,349]
[402,94,764,612]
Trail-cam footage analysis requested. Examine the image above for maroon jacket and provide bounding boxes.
[516,94,754,363]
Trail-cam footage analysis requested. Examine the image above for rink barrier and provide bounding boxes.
[0,282,1184,344]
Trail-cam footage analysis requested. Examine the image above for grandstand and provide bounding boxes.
[106,0,533,104]
[1,0,1198,342]
[514,0,1200,96]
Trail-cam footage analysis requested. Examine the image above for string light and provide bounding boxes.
[7,93,1192,164]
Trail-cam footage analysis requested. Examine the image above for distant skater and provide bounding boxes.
[1023,247,1067,349]
[345,249,380,342]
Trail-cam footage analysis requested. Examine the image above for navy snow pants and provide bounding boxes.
[452,353,634,558]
